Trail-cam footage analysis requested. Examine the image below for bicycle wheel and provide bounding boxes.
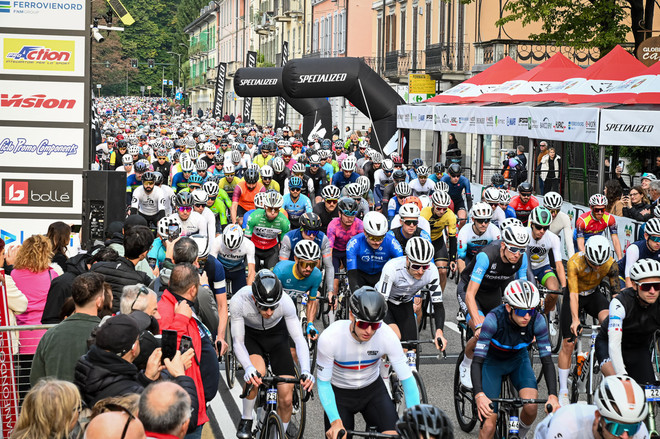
[286,367,306,439]
[548,299,562,354]
[260,411,285,439]
[224,322,236,388]
[453,351,478,432]
[412,369,428,404]
[586,355,602,405]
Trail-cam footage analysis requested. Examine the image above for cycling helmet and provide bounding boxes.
[191,189,209,205]
[433,163,444,174]
[180,158,194,172]
[282,146,293,156]
[189,234,210,258]
[499,189,512,204]
[175,191,194,207]
[543,191,563,210]
[503,280,540,309]
[292,163,306,174]
[142,171,156,182]
[260,165,274,179]
[382,159,394,172]
[646,217,660,237]
[246,136,255,144]
[247,163,260,172]
[152,171,164,185]
[431,191,451,208]
[490,174,505,187]
[238,143,248,152]
[396,404,454,439]
[299,212,322,232]
[416,166,431,177]
[134,161,149,173]
[630,258,660,282]
[392,155,404,165]
[204,142,216,153]
[263,191,284,209]
[395,182,412,198]
[595,375,648,424]
[155,148,168,159]
[333,140,344,150]
[349,286,387,322]
[585,235,612,266]
[321,139,332,149]
[392,169,406,182]
[252,270,283,307]
[517,182,533,194]
[482,187,501,204]
[434,181,449,193]
[500,217,523,230]
[321,185,341,200]
[230,150,241,164]
[127,145,140,156]
[203,181,219,197]
[447,163,461,176]
[309,154,321,166]
[345,183,362,199]
[222,224,244,250]
[399,203,421,219]
[412,158,423,168]
[642,172,657,182]
[223,163,235,174]
[337,197,359,216]
[188,149,199,161]
[589,193,608,207]
[206,174,220,184]
[271,157,286,173]
[371,152,383,164]
[294,240,321,261]
[501,225,530,248]
[470,202,493,220]
[157,216,180,238]
[529,207,553,227]
[188,174,204,186]
[406,237,434,265]
[108,136,117,145]
[244,168,260,184]
[122,154,133,165]
[289,176,303,189]
[341,156,357,172]
[356,176,370,195]
[358,140,369,150]
[362,211,389,236]
[195,159,208,172]
[254,192,267,209]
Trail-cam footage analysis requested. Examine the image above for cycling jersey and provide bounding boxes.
[282,193,312,229]
[376,256,441,306]
[491,206,506,228]
[457,222,501,262]
[331,171,359,190]
[279,230,334,292]
[573,210,618,243]
[387,227,431,253]
[373,169,394,189]
[390,215,431,236]
[508,195,539,223]
[327,217,363,252]
[170,171,189,193]
[261,179,280,193]
[305,167,327,196]
[503,205,517,218]
[147,237,167,268]
[273,260,322,300]
[567,252,617,295]
[346,233,404,275]
[284,175,314,198]
[167,211,208,237]
[202,255,227,296]
[207,189,232,226]
[387,196,404,219]
[151,160,171,183]
[126,173,142,193]
[549,210,574,256]
[232,180,265,211]
[130,186,166,217]
[213,237,256,271]
[218,176,241,198]
[440,174,471,209]
[409,178,434,197]
[252,154,271,168]
[313,203,339,232]
[618,239,660,279]
[322,162,335,181]
[244,209,290,250]
[421,206,457,243]
[527,228,562,270]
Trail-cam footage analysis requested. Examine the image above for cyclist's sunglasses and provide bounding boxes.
[325,199,338,204]
[649,235,660,243]
[593,207,605,214]
[532,224,549,231]
[638,282,660,292]
[506,245,526,254]
[355,320,381,330]
[298,260,317,269]
[548,209,560,215]
[402,219,418,226]
[512,308,536,317]
[474,218,491,225]
[194,204,205,208]
[257,303,279,311]
[304,229,320,237]
[366,233,385,242]
[341,209,357,217]
[409,263,430,271]
[602,418,643,437]
[178,206,192,213]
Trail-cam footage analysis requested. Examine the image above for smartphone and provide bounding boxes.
[179,335,193,353]
[161,329,178,362]
[623,188,631,197]
[618,160,625,173]
[167,224,180,241]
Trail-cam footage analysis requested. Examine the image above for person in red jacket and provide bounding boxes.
[509,182,539,224]
[157,263,220,438]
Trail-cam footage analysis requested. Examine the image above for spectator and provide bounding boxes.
[604,179,624,216]
[622,185,652,222]
[446,132,461,167]
[105,216,157,280]
[85,411,146,439]
[92,226,153,312]
[515,144,528,182]
[649,180,660,208]
[157,263,219,437]
[138,381,192,439]
[538,146,561,194]
[10,379,82,439]
[641,172,657,198]
[653,155,660,179]
[0,238,28,356]
[91,393,140,419]
[47,221,71,273]
[31,272,106,385]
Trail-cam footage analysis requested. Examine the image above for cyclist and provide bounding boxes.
[154,172,175,215]
[409,166,434,197]
[457,225,529,389]
[543,191,574,257]
[152,148,171,184]
[527,206,566,314]
[230,270,314,439]
[596,258,660,385]
[200,142,216,169]
[381,169,407,212]
[374,159,394,209]
[347,212,404,292]
[148,216,181,269]
[203,180,232,231]
[534,375,648,439]
[421,190,457,293]
[271,156,290,194]
[171,156,194,193]
[396,404,455,439]
[259,165,280,193]
[219,163,241,199]
[328,197,363,302]
[244,191,290,270]
[407,158,423,181]
[472,280,559,439]
[253,141,274,168]
[377,237,445,349]
[274,240,323,339]
[617,218,660,288]
[285,163,315,199]
[315,185,341,231]
[557,235,619,406]
[282,176,312,229]
[440,163,472,227]
[429,163,444,184]
[509,182,539,224]
[306,154,327,203]
[231,168,264,225]
[343,183,369,219]
[456,203,501,277]
[167,191,209,237]
[388,203,432,251]
[130,171,166,228]
[356,175,375,210]
[387,182,412,221]
[498,189,517,219]
[317,287,420,439]
[214,223,256,292]
[191,190,218,245]
[331,156,359,190]
[574,193,623,260]
[482,186,505,227]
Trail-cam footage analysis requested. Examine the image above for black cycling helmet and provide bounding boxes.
[396,405,454,439]
[517,182,533,194]
[337,197,359,216]
[152,171,163,185]
[299,212,322,231]
[142,171,156,182]
[433,162,443,174]
[393,169,407,182]
[349,286,387,322]
[117,139,128,149]
[252,269,283,307]
[491,174,505,187]
[175,191,194,207]
[244,168,260,184]
[448,163,461,176]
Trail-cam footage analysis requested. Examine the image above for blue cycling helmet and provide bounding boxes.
[289,176,303,189]
[188,174,204,185]
[412,158,423,168]
[238,143,248,152]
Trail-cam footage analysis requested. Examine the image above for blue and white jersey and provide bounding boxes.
[457,222,501,262]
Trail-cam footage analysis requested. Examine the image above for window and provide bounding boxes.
[333,11,338,56]
[313,20,318,52]
[327,14,332,56]
[425,2,431,48]
[292,28,296,54]
[400,8,406,53]
[338,10,346,54]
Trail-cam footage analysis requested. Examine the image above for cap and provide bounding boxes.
[95,314,140,356]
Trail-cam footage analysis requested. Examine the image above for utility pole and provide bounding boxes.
[162,66,165,97]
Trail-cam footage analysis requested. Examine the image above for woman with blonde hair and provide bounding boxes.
[11,379,82,439]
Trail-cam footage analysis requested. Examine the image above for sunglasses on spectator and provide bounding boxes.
[474,218,491,224]
[178,206,192,213]
[602,418,643,437]
[257,303,279,311]
[512,308,536,317]
[409,263,430,271]
[533,224,549,231]
[130,285,150,311]
[638,282,660,292]
[402,219,418,226]
[366,233,385,242]
[506,246,526,254]
[355,320,381,330]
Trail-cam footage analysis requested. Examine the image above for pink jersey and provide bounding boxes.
[327,217,364,252]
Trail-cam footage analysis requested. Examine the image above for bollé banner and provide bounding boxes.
[243,51,257,123]
[212,62,227,119]
[275,41,289,130]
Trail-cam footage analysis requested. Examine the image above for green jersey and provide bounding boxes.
[245,209,290,250]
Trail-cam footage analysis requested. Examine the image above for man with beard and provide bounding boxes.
[130,172,167,229]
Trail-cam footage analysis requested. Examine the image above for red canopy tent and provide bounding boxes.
[423,56,526,104]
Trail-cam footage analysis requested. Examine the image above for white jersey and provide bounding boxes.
[131,186,166,216]
[374,169,393,188]
[456,222,501,261]
[491,205,506,228]
[316,320,412,389]
[409,178,434,197]
[390,215,431,236]
[549,211,574,257]
[212,238,256,270]
[527,227,562,270]
[159,185,175,215]
[376,256,441,305]
[200,207,217,251]
[534,403,648,439]
[168,211,207,237]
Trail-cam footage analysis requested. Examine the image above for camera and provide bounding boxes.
[167,224,181,241]
[92,27,105,43]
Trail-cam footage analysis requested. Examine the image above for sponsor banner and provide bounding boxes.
[0,80,84,122]
[599,108,660,146]
[242,50,257,123]
[526,106,599,144]
[275,41,289,130]
[0,34,85,76]
[0,173,82,214]
[211,62,227,119]
[1,218,81,249]
[0,126,84,169]
[0,268,19,438]
[433,105,482,133]
[0,0,86,31]
[396,105,434,129]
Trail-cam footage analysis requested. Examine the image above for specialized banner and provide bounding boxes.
[275,42,289,130]
[599,108,660,146]
[0,268,19,438]
[242,51,257,123]
[212,62,227,119]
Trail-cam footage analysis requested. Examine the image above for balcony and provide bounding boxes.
[425,43,470,76]
[302,51,320,59]
[385,50,409,81]
[227,60,243,77]
[186,76,209,90]
[282,0,303,18]
[255,11,276,35]
[189,41,209,59]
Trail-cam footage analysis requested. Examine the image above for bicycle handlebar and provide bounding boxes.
[239,373,303,398]
[337,429,398,439]
[488,398,553,413]
[567,324,601,343]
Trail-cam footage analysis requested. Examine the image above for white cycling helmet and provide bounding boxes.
[222,224,244,250]
[382,159,394,172]
[294,240,321,261]
[395,182,412,198]
[406,237,434,265]
[654,204,660,219]
[321,185,341,200]
[202,181,219,197]
[370,152,383,164]
[189,234,210,258]
[191,189,209,205]
[589,193,608,207]
[503,280,540,309]
[363,211,389,237]
[223,163,235,174]
[231,150,241,164]
[399,203,421,219]
[500,217,523,230]
[434,181,449,193]
[585,235,612,266]
[122,154,134,165]
[345,183,362,199]
[596,375,648,424]
[431,191,451,208]
[292,163,306,174]
[263,191,284,209]
[342,156,357,172]
[260,165,274,178]
[204,142,216,153]
[254,192,267,209]
[157,216,180,238]
[271,157,286,173]
[543,191,563,210]
[482,187,501,204]
[356,176,371,195]
[645,217,660,236]
[501,225,530,248]
[471,202,493,220]
[187,149,199,161]
[630,258,660,282]
[195,158,208,172]
[127,145,140,156]
[499,189,512,204]
[180,158,194,172]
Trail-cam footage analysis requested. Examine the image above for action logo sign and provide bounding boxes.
[3,38,75,71]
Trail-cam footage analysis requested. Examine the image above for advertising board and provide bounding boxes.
[0,80,84,123]
[0,126,84,169]
[0,0,86,31]
[0,172,82,214]
[0,34,85,76]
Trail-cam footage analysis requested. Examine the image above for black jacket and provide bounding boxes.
[623,201,652,222]
[42,253,90,324]
[91,257,151,312]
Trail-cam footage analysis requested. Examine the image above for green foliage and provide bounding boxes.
[256,51,275,67]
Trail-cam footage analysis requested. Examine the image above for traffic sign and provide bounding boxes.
[409,74,436,94]
[175,92,182,100]
[408,93,435,104]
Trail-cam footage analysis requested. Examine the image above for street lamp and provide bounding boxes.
[167,51,182,90]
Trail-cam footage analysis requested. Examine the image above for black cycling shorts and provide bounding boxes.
[432,239,448,263]
[595,331,656,385]
[323,378,397,432]
[353,271,381,288]
[244,319,296,376]
[384,300,418,342]
[332,249,347,279]
[560,290,609,340]
[255,245,279,271]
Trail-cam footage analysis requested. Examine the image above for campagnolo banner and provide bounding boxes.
[275,41,289,130]
[599,108,659,146]
[212,62,227,119]
[242,51,256,123]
